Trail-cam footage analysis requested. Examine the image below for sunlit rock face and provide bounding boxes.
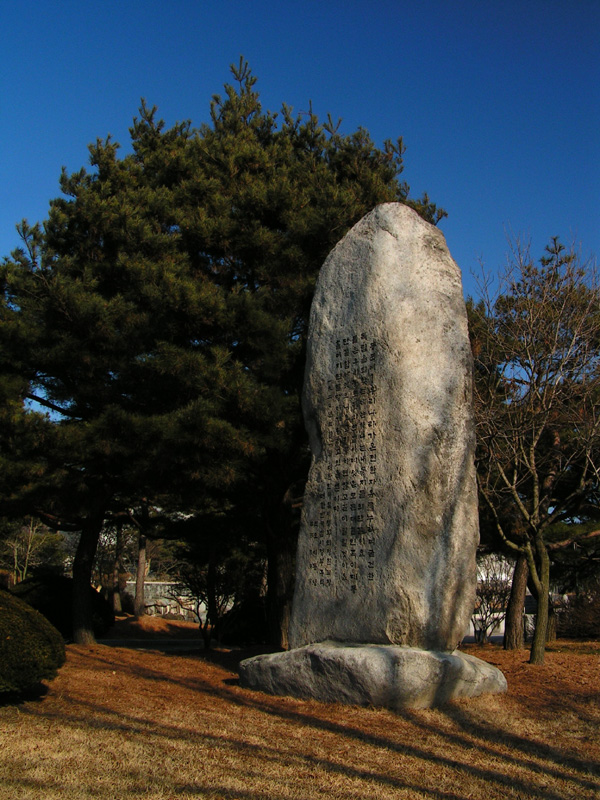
[239,204,506,710]
[288,203,479,653]
[239,643,507,709]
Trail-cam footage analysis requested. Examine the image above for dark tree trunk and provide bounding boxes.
[265,485,300,649]
[134,533,147,618]
[72,514,104,645]
[529,545,551,665]
[111,523,123,614]
[503,553,528,650]
[546,602,557,642]
[205,556,218,649]
[267,542,294,649]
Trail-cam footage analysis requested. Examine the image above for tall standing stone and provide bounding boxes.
[239,204,507,708]
[289,202,478,652]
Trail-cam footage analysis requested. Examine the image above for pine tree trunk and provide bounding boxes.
[504,553,528,650]
[265,489,298,649]
[205,556,218,649]
[111,524,123,614]
[546,602,557,642]
[266,537,294,649]
[72,515,103,645]
[529,546,551,665]
[134,533,147,618]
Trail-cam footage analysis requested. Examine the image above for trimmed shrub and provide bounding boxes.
[12,575,114,640]
[0,589,65,695]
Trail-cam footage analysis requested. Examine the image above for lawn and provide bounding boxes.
[0,618,598,799]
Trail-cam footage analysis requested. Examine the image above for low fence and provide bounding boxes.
[124,581,205,622]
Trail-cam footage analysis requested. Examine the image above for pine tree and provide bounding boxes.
[1,154,258,641]
[1,59,444,645]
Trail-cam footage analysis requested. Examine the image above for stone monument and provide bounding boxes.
[239,203,506,708]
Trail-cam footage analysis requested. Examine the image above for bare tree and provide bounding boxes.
[472,237,600,664]
[174,558,235,650]
[0,517,65,584]
[472,552,513,643]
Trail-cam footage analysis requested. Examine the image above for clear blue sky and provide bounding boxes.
[1,0,598,299]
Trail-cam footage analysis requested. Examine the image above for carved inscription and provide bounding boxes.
[307,332,378,594]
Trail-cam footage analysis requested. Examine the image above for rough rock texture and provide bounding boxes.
[288,203,479,652]
[239,204,504,710]
[239,643,507,709]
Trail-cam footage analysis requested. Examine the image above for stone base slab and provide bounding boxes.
[239,641,507,709]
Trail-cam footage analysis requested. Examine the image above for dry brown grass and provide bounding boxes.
[0,618,598,800]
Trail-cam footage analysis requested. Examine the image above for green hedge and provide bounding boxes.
[0,589,66,695]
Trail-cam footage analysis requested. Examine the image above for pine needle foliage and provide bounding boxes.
[0,59,444,644]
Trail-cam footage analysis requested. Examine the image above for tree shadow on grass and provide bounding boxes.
[0,683,49,708]
[208,642,600,793]
[17,646,600,800]
[14,694,490,800]
[227,688,600,799]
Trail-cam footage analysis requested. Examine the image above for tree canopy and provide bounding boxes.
[0,59,444,643]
